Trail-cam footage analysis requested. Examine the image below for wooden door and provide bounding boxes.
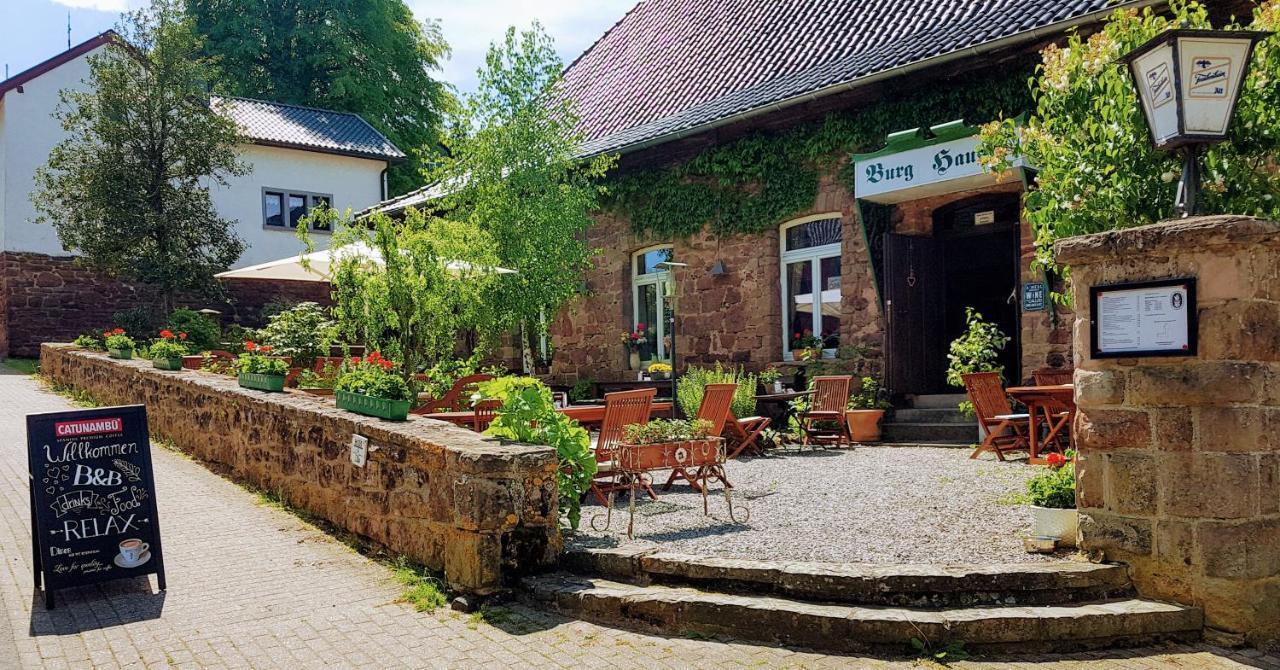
[883,233,946,396]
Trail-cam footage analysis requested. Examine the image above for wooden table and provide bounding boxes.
[420,402,674,428]
[1006,384,1075,465]
[753,390,813,434]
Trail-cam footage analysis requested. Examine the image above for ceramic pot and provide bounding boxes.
[845,409,885,443]
[1031,506,1078,547]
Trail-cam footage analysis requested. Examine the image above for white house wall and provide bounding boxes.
[207,144,385,268]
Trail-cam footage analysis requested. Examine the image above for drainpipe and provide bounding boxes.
[380,166,389,201]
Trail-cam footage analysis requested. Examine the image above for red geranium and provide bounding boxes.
[112,328,125,335]
[244,340,257,351]
[1046,452,1066,468]
[379,359,394,370]
[178,332,187,341]
[259,344,273,353]
[351,356,362,365]
[102,331,111,338]
[159,329,174,339]
[367,351,382,362]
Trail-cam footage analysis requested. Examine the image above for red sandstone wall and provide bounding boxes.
[1,252,331,358]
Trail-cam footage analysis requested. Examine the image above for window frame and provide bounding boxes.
[778,213,844,361]
[261,187,334,233]
[631,245,675,363]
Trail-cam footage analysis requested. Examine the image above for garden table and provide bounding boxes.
[1006,384,1074,465]
[420,402,673,428]
[753,390,813,438]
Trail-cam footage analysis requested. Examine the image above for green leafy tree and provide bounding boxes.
[979,1,1280,278]
[186,0,453,195]
[435,24,615,369]
[300,208,500,388]
[34,0,247,311]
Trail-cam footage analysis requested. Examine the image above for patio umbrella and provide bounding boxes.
[214,242,515,281]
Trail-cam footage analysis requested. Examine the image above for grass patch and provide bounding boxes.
[39,376,100,407]
[3,358,39,375]
[394,558,449,612]
[994,490,1029,505]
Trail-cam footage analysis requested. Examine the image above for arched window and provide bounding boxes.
[632,245,674,362]
[779,214,843,359]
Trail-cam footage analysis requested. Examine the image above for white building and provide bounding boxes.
[0,32,403,357]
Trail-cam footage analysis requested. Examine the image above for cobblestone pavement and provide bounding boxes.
[1,366,1275,669]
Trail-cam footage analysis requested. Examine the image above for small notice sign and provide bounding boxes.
[1090,278,1196,358]
[1022,282,1047,312]
[27,405,166,608]
[350,434,369,468]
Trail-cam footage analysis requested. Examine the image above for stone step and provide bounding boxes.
[522,573,1202,654]
[564,547,1133,607]
[910,393,969,409]
[881,421,976,444]
[892,407,970,423]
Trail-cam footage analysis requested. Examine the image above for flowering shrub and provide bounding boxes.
[1026,450,1076,509]
[235,341,289,376]
[150,330,189,360]
[335,352,413,401]
[476,376,595,529]
[103,328,135,351]
[257,302,336,370]
[622,418,715,445]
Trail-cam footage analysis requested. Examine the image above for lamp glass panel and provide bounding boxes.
[1177,36,1254,136]
[1130,43,1180,145]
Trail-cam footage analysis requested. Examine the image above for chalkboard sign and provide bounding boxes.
[1023,282,1047,312]
[27,405,166,608]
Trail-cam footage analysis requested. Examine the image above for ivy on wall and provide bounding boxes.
[606,64,1036,240]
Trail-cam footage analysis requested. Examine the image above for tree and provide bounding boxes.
[33,0,247,311]
[301,207,501,388]
[186,0,453,195]
[979,1,1280,277]
[434,23,615,369]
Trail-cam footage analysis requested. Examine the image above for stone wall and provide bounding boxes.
[1058,215,1280,646]
[39,344,561,595]
[1,252,331,358]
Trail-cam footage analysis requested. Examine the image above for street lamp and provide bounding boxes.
[656,261,688,417]
[1119,28,1270,216]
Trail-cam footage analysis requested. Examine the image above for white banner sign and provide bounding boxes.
[853,135,1024,203]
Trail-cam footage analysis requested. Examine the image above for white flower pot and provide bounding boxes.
[1031,506,1078,547]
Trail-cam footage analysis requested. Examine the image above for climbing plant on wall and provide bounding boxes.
[606,64,1037,240]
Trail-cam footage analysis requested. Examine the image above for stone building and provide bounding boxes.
[0,32,403,358]
[525,0,1248,407]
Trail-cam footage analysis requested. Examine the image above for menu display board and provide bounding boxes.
[1090,278,1197,358]
[27,405,166,608]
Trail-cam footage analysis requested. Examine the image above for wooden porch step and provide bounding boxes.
[522,573,1202,654]
[910,393,969,409]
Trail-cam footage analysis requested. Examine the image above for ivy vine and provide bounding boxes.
[606,64,1036,239]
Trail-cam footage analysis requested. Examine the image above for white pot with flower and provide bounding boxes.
[1026,451,1078,547]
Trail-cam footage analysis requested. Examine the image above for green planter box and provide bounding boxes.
[238,372,286,392]
[153,357,184,371]
[108,348,133,360]
[336,389,411,421]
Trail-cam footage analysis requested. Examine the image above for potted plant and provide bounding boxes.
[235,341,289,392]
[150,330,189,371]
[648,361,672,381]
[621,327,645,370]
[846,376,892,443]
[103,328,136,359]
[759,366,783,393]
[944,308,1011,437]
[791,332,823,361]
[335,351,414,420]
[1027,451,1078,547]
[297,359,342,396]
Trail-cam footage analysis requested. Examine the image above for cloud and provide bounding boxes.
[407,0,634,90]
[49,0,137,12]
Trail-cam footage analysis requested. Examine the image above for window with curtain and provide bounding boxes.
[780,216,842,359]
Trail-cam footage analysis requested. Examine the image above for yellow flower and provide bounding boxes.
[648,362,672,374]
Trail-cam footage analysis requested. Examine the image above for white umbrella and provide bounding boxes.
[214,242,515,281]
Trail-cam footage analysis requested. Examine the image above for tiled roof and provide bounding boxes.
[212,96,405,162]
[562,0,1143,155]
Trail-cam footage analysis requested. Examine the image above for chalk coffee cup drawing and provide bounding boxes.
[116,538,150,567]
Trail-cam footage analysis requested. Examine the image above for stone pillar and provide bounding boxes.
[1057,215,1280,646]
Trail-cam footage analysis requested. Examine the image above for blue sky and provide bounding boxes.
[0,0,634,92]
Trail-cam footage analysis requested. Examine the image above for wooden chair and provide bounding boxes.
[470,399,502,432]
[662,383,736,492]
[410,373,495,414]
[963,372,1030,461]
[1033,368,1074,386]
[590,388,657,507]
[800,376,853,448]
[724,411,772,459]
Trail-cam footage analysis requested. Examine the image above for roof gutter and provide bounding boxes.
[596,0,1164,158]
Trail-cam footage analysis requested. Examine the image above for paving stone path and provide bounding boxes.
[0,367,1273,669]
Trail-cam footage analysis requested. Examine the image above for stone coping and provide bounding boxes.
[1055,215,1280,265]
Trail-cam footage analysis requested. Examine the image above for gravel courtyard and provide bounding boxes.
[572,446,1059,564]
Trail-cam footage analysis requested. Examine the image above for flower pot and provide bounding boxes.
[628,351,641,370]
[181,355,204,370]
[845,409,885,443]
[651,371,670,381]
[1031,505,1078,547]
[108,348,133,360]
[336,389,410,421]
[152,357,184,371]
[238,372,286,392]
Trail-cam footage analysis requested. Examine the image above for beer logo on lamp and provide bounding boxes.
[1189,56,1231,97]
[1145,62,1174,107]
